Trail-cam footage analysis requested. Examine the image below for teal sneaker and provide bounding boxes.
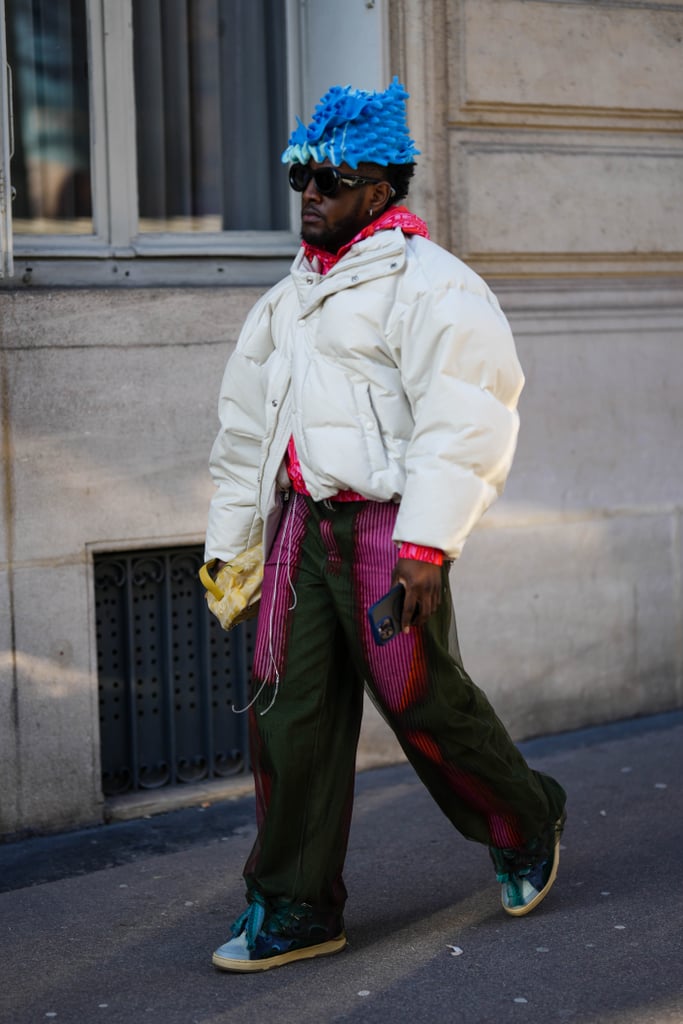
[212,894,346,973]
[489,813,566,917]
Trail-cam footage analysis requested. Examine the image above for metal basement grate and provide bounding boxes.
[95,546,255,797]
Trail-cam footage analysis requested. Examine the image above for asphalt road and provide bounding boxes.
[1,711,682,1024]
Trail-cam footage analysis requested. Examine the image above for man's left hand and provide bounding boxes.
[391,558,443,632]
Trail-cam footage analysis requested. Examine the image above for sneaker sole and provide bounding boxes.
[212,932,347,973]
[503,813,566,918]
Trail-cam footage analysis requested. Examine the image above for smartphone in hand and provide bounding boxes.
[367,584,405,645]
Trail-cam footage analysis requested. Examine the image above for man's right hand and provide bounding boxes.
[391,557,443,632]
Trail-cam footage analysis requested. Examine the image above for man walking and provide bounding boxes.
[205,78,566,972]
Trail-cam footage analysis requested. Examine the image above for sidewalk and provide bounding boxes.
[1,711,682,1024]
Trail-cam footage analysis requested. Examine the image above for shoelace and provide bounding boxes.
[492,817,564,883]
[232,894,313,950]
[495,862,535,883]
[231,891,267,948]
[498,847,540,879]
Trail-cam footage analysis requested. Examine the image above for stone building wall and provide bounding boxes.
[1,0,681,836]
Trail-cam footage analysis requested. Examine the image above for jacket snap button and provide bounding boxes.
[272,400,278,407]
[351,275,359,283]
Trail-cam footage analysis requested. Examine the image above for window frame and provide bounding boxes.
[3,0,302,265]
[1,2,12,277]
[0,0,390,283]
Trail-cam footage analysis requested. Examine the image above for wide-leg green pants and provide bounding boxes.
[242,494,566,913]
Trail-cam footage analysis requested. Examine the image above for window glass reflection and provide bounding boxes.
[133,0,290,234]
[7,0,92,235]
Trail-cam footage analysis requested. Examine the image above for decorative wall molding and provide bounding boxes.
[388,0,452,248]
[450,0,683,133]
[449,129,683,276]
[455,134,683,158]
[452,104,683,135]
[390,0,683,275]
[515,1,683,10]
[494,277,683,331]
[467,253,683,280]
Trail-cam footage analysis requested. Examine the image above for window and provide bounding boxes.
[6,0,92,237]
[0,0,388,280]
[133,0,289,236]
[3,0,294,257]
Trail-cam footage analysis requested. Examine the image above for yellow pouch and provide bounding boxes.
[199,544,263,630]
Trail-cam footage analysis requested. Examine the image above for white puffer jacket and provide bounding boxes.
[206,228,524,563]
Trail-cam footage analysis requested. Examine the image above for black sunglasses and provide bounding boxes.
[288,163,395,198]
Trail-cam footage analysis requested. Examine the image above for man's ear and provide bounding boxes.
[369,180,394,213]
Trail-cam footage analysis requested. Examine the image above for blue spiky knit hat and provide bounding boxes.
[281,76,419,169]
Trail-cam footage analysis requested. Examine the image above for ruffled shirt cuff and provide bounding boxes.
[398,542,444,566]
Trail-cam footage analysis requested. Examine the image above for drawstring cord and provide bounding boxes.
[232,492,299,717]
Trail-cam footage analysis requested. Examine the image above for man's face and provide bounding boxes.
[298,159,385,253]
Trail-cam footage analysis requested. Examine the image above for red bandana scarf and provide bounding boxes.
[302,204,430,274]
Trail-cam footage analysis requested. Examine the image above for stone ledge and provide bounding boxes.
[104,747,407,824]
